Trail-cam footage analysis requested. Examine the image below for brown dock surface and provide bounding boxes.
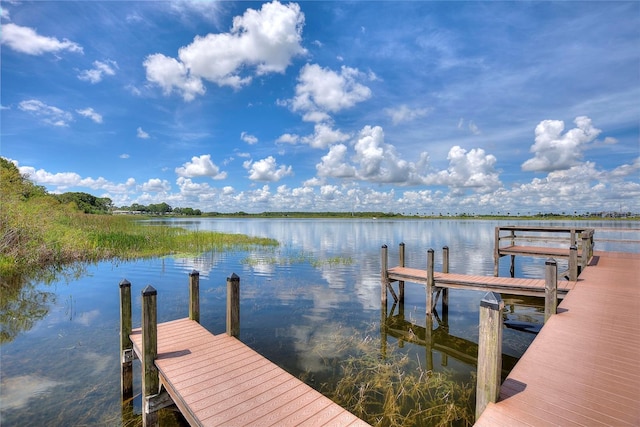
[387,267,576,296]
[130,318,370,427]
[475,251,640,426]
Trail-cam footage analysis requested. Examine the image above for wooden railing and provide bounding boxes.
[494,226,594,279]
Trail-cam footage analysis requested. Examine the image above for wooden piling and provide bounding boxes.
[476,291,504,421]
[426,248,434,316]
[569,245,578,281]
[227,273,240,337]
[141,285,159,427]
[119,279,133,402]
[544,258,558,323]
[399,242,405,303]
[493,227,500,276]
[189,270,200,323]
[381,245,388,308]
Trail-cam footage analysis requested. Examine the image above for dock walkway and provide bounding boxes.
[386,267,576,297]
[475,251,640,426]
[119,273,370,427]
[129,318,369,427]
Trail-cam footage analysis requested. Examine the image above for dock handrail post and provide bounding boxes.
[141,285,159,427]
[119,279,133,402]
[227,273,240,337]
[381,245,389,308]
[544,258,558,323]
[569,245,578,281]
[493,227,500,277]
[426,248,435,316]
[476,292,504,421]
[189,270,200,323]
[398,243,405,303]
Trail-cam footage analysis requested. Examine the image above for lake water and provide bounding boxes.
[1,219,638,426]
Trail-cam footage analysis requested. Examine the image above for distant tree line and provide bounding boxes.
[117,203,202,216]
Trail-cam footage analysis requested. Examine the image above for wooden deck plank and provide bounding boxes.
[387,266,575,296]
[475,251,640,426]
[130,318,370,426]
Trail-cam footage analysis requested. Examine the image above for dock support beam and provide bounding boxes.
[544,259,558,323]
[141,285,159,427]
[189,270,200,323]
[227,273,240,337]
[476,292,504,421]
[119,279,133,404]
[426,249,435,316]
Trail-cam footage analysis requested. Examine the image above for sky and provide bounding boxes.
[2,1,639,214]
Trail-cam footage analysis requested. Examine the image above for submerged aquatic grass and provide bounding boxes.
[311,326,475,427]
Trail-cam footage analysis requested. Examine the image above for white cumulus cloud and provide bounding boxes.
[290,64,372,122]
[244,156,293,182]
[522,116,601,172]
[1,23,83,55]
[426,145,501,192]
[144,1,306,101]
[175,154,227,179]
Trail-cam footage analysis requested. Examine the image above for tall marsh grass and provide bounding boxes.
[0,194,277,280]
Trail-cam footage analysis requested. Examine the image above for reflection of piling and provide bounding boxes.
[476,292,504,421]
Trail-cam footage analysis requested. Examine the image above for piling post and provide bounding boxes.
[569,245,578,281]
[227,273,240,337]
[398,242,405,303]
[119,279,133,403]
[381,245,389,308]
[544,259,558,323]
[476,292,504,421]
[581,231,592,272]
[426,249,435,316]
[189,270,200,323]
[141,285,159,427]
[493,227,500,277]
[509,230,516,278]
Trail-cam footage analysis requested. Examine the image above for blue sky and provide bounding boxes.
[2,1,639,214]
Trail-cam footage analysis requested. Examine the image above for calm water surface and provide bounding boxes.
[1,219,638,426]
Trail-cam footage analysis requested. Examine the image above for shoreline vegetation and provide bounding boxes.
[0,159,277,282]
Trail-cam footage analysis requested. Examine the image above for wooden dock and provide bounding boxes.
[120,273,370,427]
[475,251,640,426]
